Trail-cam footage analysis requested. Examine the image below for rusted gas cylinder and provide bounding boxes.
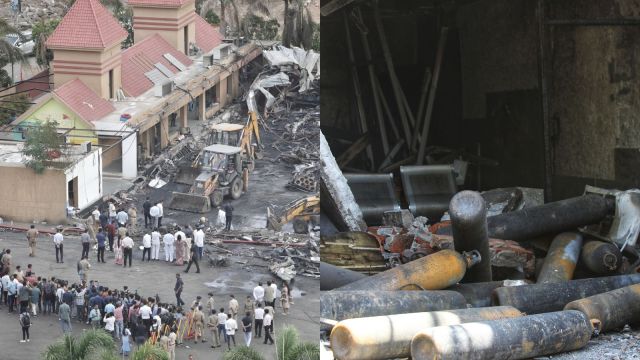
[330,306,522,360]
[450,191,492,283]
[537,232,583,283]
[492,274,640,314]
[411,310,592,360]
[320,262,366,290]
[446,281,505,307]
[580,240,622,275]
[336,249,481,291]
[320,290,467,321]
[565,283,640,334]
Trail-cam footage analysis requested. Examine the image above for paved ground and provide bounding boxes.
[0,231,319,360]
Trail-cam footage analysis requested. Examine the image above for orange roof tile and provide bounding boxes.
[128,0,192,8]
[46,0,128,50]
[54,79,115,123]
[121,34,193,97]
[195,15,224,53]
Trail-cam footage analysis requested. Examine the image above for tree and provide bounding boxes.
[22,120,63,174]
[42,329,169,360]
[282,0,316,49]
[205,9,221,25]
[0,18,29,86]
[0,93,31,125]
[223,326,319,360]
[33,19,60,67]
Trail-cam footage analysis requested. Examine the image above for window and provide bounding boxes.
[184,26,189,55]
[109,69,114,99]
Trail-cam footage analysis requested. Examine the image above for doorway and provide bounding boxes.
[68,177,78,208]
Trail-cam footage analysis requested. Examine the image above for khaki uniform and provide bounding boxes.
[229,298,239,319]
[207,314,220,347]
[168,332,176,360]
[118,227,127,242]
[79,258,91,282]
[244,298,255,318]
[27,228,38,257]
[193,310,205,342]
[128,208,137,228]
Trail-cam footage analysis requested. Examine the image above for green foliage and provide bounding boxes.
[205,9,221,25]
[242,14,279,40]
[310,21,319,52]
[42,329,115,359]
[0,93,31,125]
[22,120,63,174]
[33,19,60,67]
[224,326,319,360]
[42,329,169,360]
[0,18,28,84]
[222,346,264,360]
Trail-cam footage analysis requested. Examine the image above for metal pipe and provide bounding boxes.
[492,274,640,314]
[446,281,505,308]
[321,290,467,321]
[411,310,592,360]
[565,283,640,334]
[580,240,622,275]
[537,232,583,283]
[331,306,522,360]
[320,262,366,291]
[450,191,492,282]
[336,249,481,291]
[486,194,615,241]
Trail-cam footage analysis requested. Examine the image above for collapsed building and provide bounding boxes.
[320,0,640,359]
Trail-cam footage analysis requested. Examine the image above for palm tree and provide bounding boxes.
[42,329,169,360]
[0,18,30,85]
[199,0,270,37]
[222,326,319,360]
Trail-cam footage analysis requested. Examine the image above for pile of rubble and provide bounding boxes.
[320,147,640,360]
[1,0,67,28]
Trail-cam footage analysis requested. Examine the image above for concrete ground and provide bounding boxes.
[0,231,319,360]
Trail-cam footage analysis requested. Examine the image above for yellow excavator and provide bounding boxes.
[267,195,320,234]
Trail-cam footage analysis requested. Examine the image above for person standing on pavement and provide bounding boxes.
[262,308,274,345]
[174,274,184,307]
[108,201,117,222]
[207,309,220,348]
[223,202,233,231]
[78,256,91,283]
[206,292,215,314]
[26,225,38,257]
[1,248,12,275]
[143,197,152,228]
[270,281,278,308]
[99,210,109,231]
[217,308,228,345]
[192,305,206,344]
[30,282,40,316]
[53,228,64,263]
[114,302,124,340]
[184,244,200,273]
[128,206,137,229]
[121,233,134,268]
[117,208,128,228]
[244,295,255,319]
[163,232,175,263]
[229,295,239,319]
[59,300,72,334]
[106,220,116,252]
[96,229,106,263]
[254,303,264,338]
[280,286,290,315]
[264,281,274,309]
[19,310,31,342]
[167,326,177,360]
[142,232,151,261]
[241,311,252,346]
[80,228,91,259]
[224,312,237,349]
[184,225,194,259]
[151,228,161,260]
[193,225,204,259]
[156,202,164,228]
[18,280,30,313]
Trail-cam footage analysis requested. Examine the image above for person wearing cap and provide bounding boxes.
[206,292,215,314]
[191,295,202,309]
[192,305,206,344]
[193,225,205,260]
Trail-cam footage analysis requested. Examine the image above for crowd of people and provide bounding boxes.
[0,197,296,358]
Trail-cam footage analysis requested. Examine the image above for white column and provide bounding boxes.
[121,131,138,179]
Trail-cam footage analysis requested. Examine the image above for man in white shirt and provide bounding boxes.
[253,282,264,305]
[139,301,152,328]
[121,234,134,267]
[163,232,175,262]
[142,233,152,261]
[156,202,164,228]
[217,308,228,344]
[270,282,278,307]
[262,309,274,345]
[151,229,161,260]
[108,202,116,221]
[254,304,264,338]
[193,226,205,259]
[224,313,237,350]
[53,229,64,263]
[92,208,100,221]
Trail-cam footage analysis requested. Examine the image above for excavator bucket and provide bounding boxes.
[167,192,211,213]
[174,166,201,185]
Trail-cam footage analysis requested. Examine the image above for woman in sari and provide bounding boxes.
[114,236,124,265]
[175,235,184,266]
